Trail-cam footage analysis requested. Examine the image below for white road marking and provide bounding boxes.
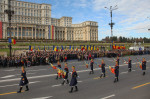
[107,60,114,62]
[120,71,128,74]
[32,96,53,99]
[28,69,47,72]
[16,73,35,76]
[4,69,15,71]
[52,81,83,87]
[1,75,15,79]
[0,74,57,83]
[101,94,115,99]
[78,81,83,83]
[132,70,136,71]
[0,81,40,88]
[78,65,85,67]
[52,84,61,87]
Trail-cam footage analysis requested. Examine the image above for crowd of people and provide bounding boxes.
[0,49,150,68]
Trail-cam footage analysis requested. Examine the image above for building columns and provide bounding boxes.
[21,26,22,39]
[32,27,33,39]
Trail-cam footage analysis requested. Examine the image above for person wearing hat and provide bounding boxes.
[69,66,78,93]
[99,59,106,78]
[17,66,29,93]
[117,56,119,68]
[89,59,94,74]
[114,61,119,83]
[142,58,146,75]
[62,63,69,85]
[128,57,132,72]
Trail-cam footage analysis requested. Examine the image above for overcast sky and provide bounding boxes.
[20,0,150,40]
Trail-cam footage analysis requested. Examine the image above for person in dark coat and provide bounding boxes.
[17,66,29,93]
[128,57,132,72]
[100,59,106,78]
[142,58,146,75]
[56,61,62,79]
[117,56,119,68]
[62,63,69,85]
[89,59,94,74]
[114,61,119,83]
[69,66,78,93]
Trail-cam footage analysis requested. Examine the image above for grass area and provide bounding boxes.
[0,42,150,55]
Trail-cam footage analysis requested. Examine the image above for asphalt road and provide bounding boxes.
[0,55,150,99]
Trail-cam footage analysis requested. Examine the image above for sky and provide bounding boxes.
[19,0,150,40]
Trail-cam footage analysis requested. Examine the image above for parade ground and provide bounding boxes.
[0,55,150,99]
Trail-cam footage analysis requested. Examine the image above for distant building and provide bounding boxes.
[0,0,98,41]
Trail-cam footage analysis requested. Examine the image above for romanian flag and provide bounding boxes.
[97,46,99,51]
[94,46,96,50]
[69,45,71,50]
[85,46,87,51]
[57,46,59,52]
[91,46,93,50]
[113,45,116,49]
[76,47,78,51]
[88,46,91,50]
[50,63,57,69]
[38,46,40,51]
[57,67,62,77]
[139,63,142,69]
[81,46,84,51]
[44,45,46,51]
[53,45,55,51]
[61,45,64,51]
[8,38,16,44]
[54,46,57,51]
[109,66,115,74]
[29,45,33,51]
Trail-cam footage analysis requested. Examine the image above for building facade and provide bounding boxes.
[0,0,98,41]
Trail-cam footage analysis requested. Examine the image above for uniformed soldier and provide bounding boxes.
[56,61,62,79]
[17,66,29,93]
[99,59,106,78]
[62,63,69,85]
[89,59,94,74]
[142,58,146,75]
[128,57,132,72]
[114,61,119,83]
[117,56,119,68]
[69,66,78,93]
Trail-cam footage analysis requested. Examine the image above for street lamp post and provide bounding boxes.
[104,5,118,50]
[4,0,14,57]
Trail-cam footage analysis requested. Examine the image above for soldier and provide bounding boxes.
[17,66,29,93]
[114,61,119,83]
[56,61,62,79]
[69,66,78,93]
[89,59,94,74]
[62,63,69,85]
[99,59,106,78]
[142,58,146,75]
[117,56,119,68]
[128,57,132,72]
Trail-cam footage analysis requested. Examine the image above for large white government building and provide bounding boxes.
[0,0,98,41]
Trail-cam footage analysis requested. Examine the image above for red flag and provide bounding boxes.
[140,64,142,69]
[53,66,57,69]
[109,66,115,74]
[99,65,101,68]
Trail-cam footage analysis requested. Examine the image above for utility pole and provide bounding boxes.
[4,0,14,57]
[148,17,150,31]
[104,5,118,50]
